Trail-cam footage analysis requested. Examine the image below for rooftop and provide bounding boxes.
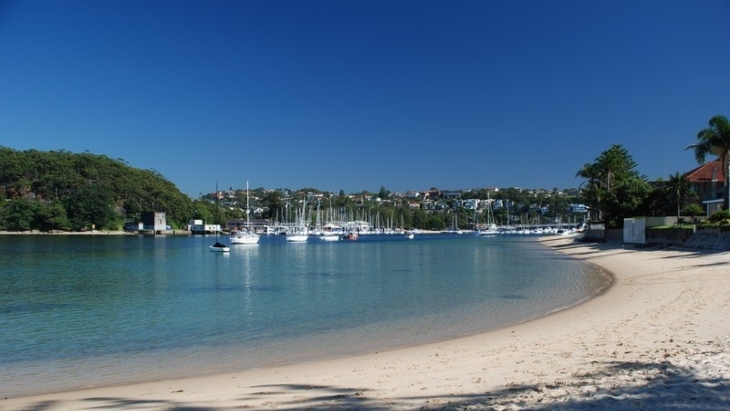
[684,160,725,183]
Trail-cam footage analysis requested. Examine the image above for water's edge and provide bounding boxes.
[0,235,609,398]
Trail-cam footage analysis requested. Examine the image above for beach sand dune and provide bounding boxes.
[3,237,730,410]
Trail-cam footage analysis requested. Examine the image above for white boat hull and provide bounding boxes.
[230,232,259,245]
[286,234,309,243]
[479,230,499,236]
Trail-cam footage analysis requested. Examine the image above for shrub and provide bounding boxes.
[708,209,730,223]
[682,204,704,218]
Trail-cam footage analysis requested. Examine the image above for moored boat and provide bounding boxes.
[209,181,230,252]
[286,232,309,242]
[230,181,260,245]
[479,224,499,236]
[209,241,230,252]
[342,231,359,241]
[230,230,259,245]
[287,198,310,243]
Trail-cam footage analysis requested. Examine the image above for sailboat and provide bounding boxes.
[230,181,259,245]
[286,198,309,242]
[317,192,341,241]
[209,240,230,252]
[479,193,499,237]
[209,182,230,252]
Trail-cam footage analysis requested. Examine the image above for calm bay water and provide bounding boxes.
[0,234,609,397]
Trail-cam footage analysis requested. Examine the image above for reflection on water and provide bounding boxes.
[0,234,609,397]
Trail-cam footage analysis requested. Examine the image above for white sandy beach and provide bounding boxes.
[3,235,730,410]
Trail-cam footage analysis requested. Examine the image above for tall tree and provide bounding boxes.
[378,186,389,199]
[576,162,602,219]
[687,114,730,210]
[576,145,651,228]
[666,172,696,219]
[261,190,284,220]
[596,144,640,191]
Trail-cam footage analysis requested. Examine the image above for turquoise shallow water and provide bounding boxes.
[0,234,609,397]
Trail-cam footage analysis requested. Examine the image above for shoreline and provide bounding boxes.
[3,236,729,410]
[0,230,133,235]
[0,229,445,236]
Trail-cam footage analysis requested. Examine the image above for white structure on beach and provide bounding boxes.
[188,219,221,234]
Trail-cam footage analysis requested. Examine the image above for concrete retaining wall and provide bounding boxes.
[646,227,695,246]
[684,229,730,251]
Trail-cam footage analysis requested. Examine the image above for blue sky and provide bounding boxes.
[1,0,728,198]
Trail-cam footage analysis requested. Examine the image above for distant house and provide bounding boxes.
[463,199,479,210]
[441,190,461,200]
[684,160,726,215]
[569,204,589,214]
[188,219,220,234]
[427,189,441,200]
[141,212,167,231]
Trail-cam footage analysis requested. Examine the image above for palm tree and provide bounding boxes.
[687,114,730,210]
[665,172,696,220]
[576,162,602,219]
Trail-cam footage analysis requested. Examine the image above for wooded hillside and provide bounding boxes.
[0,147,193,231]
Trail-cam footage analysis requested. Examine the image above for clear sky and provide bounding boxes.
[1,0,728,198]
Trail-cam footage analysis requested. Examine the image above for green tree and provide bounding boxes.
[398,206,413,229]
[665,172,697,219]
[686,114,730,210]
[378,186,390,199]
[428,215,446,230]
[64,183,116,230]
[0,199,39,231]
[191,199,214,223]
[576,163,602,209]
[604,176,652,226]
[411,209,428,229]
[35,201,71,231]
[577,145,651,228]
[263,190,285,220]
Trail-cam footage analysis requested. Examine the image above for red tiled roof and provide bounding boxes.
[685,160,725,183]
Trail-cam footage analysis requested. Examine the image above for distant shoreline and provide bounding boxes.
[0,230,129,235]
[0,230,190,235]
[0,229,446,236]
